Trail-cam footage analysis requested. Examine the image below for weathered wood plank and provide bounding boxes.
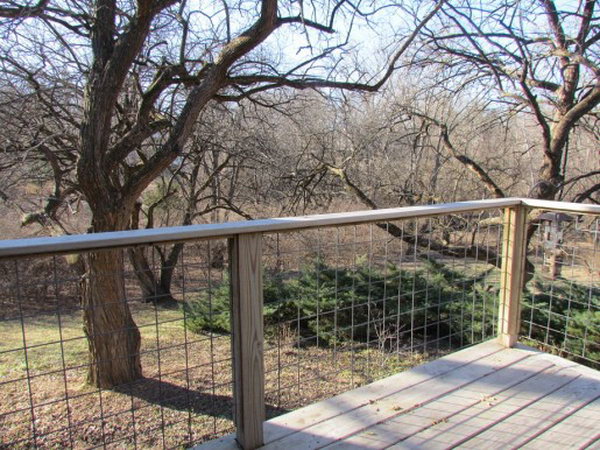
[1,199,524,259]
[326,351,557,449]
[521,397,600,449]
[193,341,504,450]
[480,382,600,449]
[261,340,505,444]
[191,435,238,450]
[230,233,265,449]
[391,365,591,449]
[497,206,527,347]
[453,376,599,449]
[261,346,532,449]
[194,344,600,450]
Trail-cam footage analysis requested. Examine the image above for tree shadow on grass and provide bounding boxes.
[114,377,289,420]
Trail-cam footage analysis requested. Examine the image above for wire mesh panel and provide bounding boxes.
[0,239,234,448]
[4,201,596,448]
[259,211,504,416]
[522,213,600,369]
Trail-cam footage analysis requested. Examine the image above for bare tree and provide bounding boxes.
[128,106,252,303]
[413,0,600,202]
[0,0,443,387]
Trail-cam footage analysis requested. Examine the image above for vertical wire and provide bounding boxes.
[482,215,490,341]
[180,243,193,445]
[350,226,357,387]
[528,220,537,340]
[472,217,480,345]
[436,220,443,354]
[150,247,166,449]
[207,241,217,437]
[89,252,107,448]
[52,255,75,449]
[545,253,555,347]
[581,219,595,360]
[316,229,322,371]
[494,213,501,337]
[563,242,575,355]
[97,382,108,449]
[382,224,390,357]
[585,217,600,360]
[14,260,38,447]
[276,235,282,409]
[395,221,405,359]
[410,219,418,354]
[295,235,301,405]
[122,251,138,449]
[544,282,555,345]
[460,225,468,349]
[95,258,108,448]
[366,223,373,380]
[424,217,432,353]
[333,228,340,392]
[448,222,459,348]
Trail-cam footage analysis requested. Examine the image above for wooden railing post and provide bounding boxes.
[498,205,528,347]
[229,233,265,449]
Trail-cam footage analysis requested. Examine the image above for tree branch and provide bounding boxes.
[0,0,47,18]
[324,163,503,267]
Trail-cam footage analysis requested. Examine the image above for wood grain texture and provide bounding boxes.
[262,340,506,444]
[498,206,528,347]
[195,343,600,450]
[229,233,265,449]
[2,198,598,260]
[329,353,557,449]
[261,345,531,449]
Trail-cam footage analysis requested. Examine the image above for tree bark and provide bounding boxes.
[128,246,177,303]
[82,248,142,388]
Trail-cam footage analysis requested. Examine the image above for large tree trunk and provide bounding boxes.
[76,178,143,387]
[82,248,142,388]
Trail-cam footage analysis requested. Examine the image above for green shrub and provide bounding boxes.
[182,257,499,349]
[566,309,600,366]
[522,277,600,367]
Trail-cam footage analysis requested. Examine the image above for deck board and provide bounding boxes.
[263,343,530,450]
[194,340,600,450]
[328,354,561,448]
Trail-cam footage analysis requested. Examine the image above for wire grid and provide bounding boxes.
[0,239,234,449]
[521,213,600,369]
[261,211,504,415]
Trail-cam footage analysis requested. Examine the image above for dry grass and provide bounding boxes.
[0,301,430,449]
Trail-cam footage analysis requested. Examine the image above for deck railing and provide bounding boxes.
[0,198,598,449]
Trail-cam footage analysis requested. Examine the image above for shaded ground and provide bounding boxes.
[0,302,429,449]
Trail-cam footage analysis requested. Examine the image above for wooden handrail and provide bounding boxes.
[2,198,599,259]
[1,198,522,258]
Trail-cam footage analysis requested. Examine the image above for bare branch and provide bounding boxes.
[0,0,47,18]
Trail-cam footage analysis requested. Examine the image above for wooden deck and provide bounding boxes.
[197,341,600,449]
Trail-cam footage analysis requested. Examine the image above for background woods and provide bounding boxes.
[0,0,443,387]
[0,0,598,393]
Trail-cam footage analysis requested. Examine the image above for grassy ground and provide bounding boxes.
[0,302,431,449]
